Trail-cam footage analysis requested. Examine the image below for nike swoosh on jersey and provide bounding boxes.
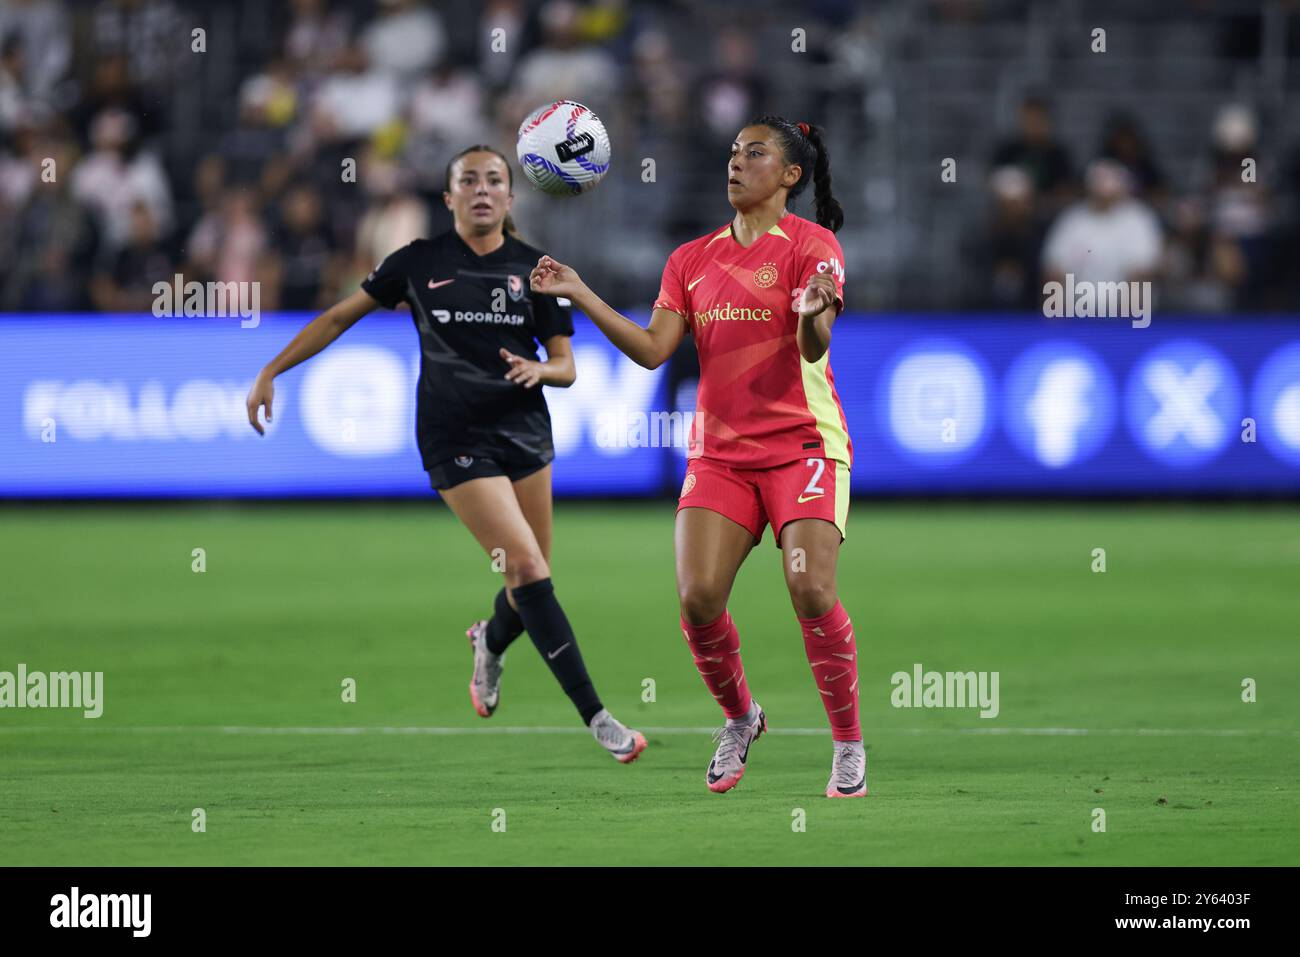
[687,274,707,291]
[427,278,455,289]
[797,493,825,503]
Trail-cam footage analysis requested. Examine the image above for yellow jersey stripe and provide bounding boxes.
[799,352,851,465]
[834,460,850,539]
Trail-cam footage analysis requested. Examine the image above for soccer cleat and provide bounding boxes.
[825,741,868,798]
[467,620,504,718]
[589,709,648,763]
[706,701,766,793]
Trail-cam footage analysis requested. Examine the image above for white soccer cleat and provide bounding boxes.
[467,620,504,718]
[825,741,868,798]
[589,708,648,763]
[706,701,767,793]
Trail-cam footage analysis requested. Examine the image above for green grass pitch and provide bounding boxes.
[2,502,1297,866]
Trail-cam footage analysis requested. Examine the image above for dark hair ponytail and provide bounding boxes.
[746,114,845,233]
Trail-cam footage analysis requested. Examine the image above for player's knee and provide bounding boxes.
[787,578,836,619]
[505,551,550,588]
[678,580,727,625]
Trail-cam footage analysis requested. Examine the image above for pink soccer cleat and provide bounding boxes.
[706,702,766,793]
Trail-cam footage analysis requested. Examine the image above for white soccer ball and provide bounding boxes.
[516,100,611,196]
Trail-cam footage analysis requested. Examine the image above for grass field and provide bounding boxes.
[2,502,1297,866]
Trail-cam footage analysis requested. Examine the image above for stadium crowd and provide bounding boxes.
[1,0,1298,314]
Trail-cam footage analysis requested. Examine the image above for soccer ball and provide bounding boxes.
[516,100,611,196]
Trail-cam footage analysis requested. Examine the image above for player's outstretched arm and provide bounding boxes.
[246,288,379,435]
[529,255,685,370]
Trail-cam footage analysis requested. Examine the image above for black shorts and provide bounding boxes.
[427,453,551,491]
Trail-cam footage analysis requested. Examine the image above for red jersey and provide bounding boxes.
[653,210,852,470]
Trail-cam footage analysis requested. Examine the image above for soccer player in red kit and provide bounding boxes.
[529,114,865,797]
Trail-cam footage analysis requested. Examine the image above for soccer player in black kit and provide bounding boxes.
[246,145,647,763]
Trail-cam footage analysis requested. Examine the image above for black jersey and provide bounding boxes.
[361,230,574,470]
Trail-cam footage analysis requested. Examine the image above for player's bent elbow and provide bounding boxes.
[639,338,676,370]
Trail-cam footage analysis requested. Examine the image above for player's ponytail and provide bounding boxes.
[749,114,845,233]
[802,123,845,234]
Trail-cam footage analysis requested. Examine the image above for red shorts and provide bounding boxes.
[676,456,850,547]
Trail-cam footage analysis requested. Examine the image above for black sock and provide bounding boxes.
[511,577,603,724]
[484,587,526,655]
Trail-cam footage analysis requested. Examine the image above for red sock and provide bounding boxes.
[680,609,751,719]
[799,600,860,741]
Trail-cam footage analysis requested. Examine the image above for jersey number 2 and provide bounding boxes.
[803,458,826,496]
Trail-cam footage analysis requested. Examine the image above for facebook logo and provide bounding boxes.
[1250,341,1300,467]
[1125,340,1241,468]
[1003,342,1115,469]
[880,340,990,465]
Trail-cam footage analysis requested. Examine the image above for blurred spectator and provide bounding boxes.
[0,113,39,212]
[265,184,339,310]
[90,0,183,93]
[501,0,619,128]
[284,0,351,79]
[353,155,428,279]
[68,54,153,147]
[967,165,1045,310]
[0,35,33,134]
[239,57,299,132]
[70,108,172,250]
[626,28,686,135]
[1098,112,1165,203]
[1161,195,1245,312]
[406,57,491,188]
[478,0,527,91]
[667,26,767,241]
[991,96,1074,211]
[1201,103,1272,309]
[1041,159,1163,286]
[0,0,71,101]
[360,0,446,81]
[2,136,100,311]
[308,45,401,143]
[185,188,268,287]
[574,0,630,46]
[692,26,767,143]
[89,200,171,312]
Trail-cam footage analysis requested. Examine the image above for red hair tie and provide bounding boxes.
[797,121,810,136]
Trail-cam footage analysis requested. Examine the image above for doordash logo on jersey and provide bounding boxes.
[692,302,773,327]
[431,309,525,326]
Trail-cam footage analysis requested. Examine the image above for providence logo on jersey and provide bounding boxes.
[692,302,774,327]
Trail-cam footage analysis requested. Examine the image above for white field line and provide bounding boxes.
[0,725,1295,737]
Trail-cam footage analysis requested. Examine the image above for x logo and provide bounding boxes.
[1143,359,1224,448]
